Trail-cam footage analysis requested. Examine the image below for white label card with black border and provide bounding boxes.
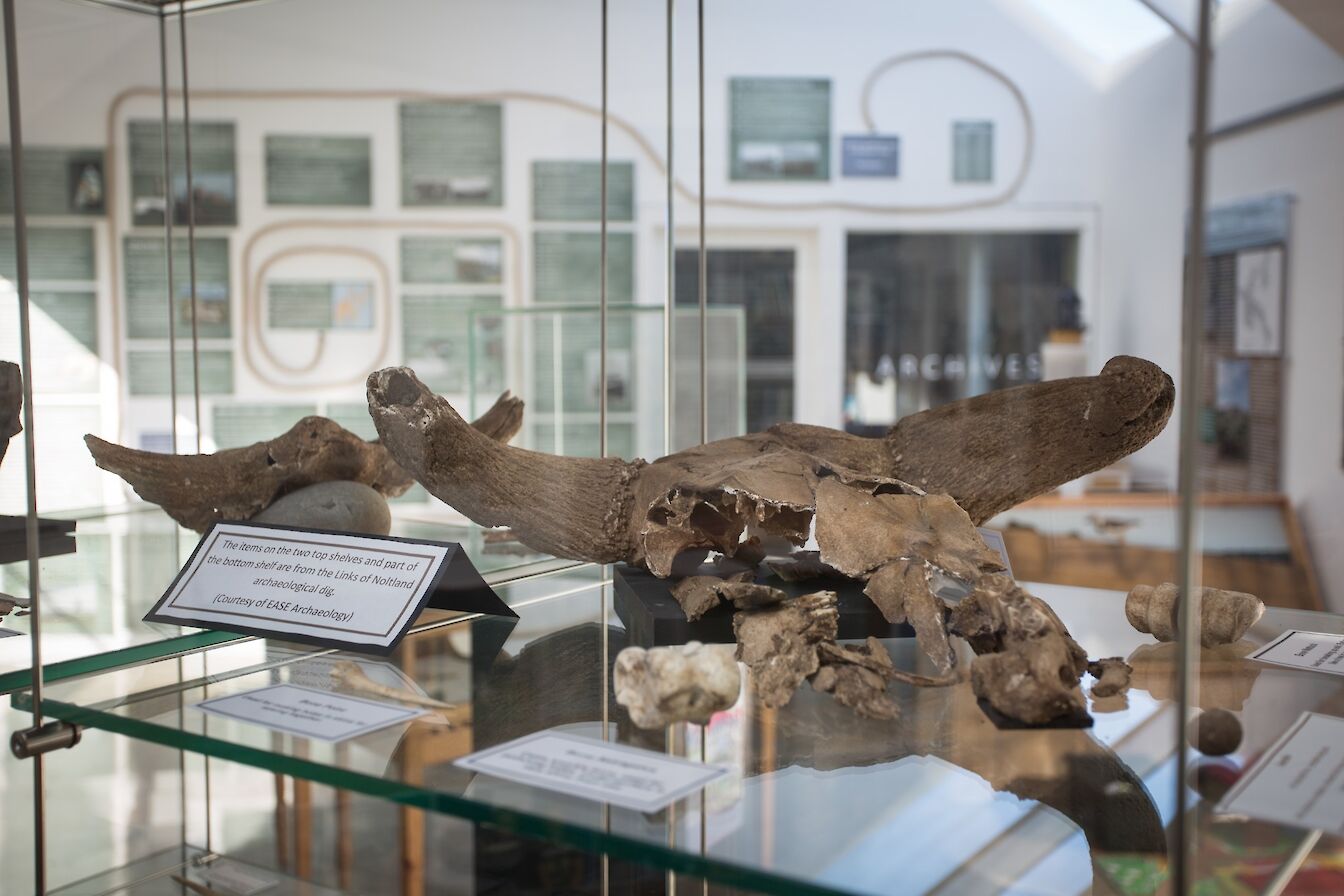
[1216,712,1344,835]
[1249,630,1344,677]
[196,683,425,743]
[145,521,514,654]
[456,730,729,813]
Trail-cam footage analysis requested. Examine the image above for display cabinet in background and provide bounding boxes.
[3,1,1343,894]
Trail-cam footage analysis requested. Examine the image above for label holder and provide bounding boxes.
[144,520,516,656]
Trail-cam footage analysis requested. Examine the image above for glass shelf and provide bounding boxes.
[15,577,1344,895]
[50,846,351,896]
[0,502,568,694]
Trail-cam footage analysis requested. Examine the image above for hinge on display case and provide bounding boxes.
[9,720,82,758]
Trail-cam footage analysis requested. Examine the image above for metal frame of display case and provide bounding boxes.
[2,0,1247,894]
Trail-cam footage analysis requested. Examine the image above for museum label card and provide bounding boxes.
[146,521,514,654]
[1216,712,1344,835]
[1249,630,1344,676]
[456,730,729,813]
[196,683,424,743]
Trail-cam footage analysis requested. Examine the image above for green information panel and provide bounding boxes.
[268,281,374,330]
[0,227,95,282]
[952,120,994,183]
[0,146,105,216]
[729,77,831,181]
[213,404,316,449]
[399,101,503,207]
[532,161,635,221]
[127,350,234,396]
[129,120,237,226]
[533,231,634,304]
[401,293,503,394]
[125,236,231,339]
[265,135,371,206]
[400,236,503,285]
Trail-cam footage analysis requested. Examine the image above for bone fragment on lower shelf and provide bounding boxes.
[613,641,741,729]
[1086,657,1132,698]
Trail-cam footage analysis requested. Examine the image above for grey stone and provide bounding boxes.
[252,481,392,535]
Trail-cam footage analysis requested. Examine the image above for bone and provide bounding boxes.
[734,591,839,709]
[613,642,741,729]
[951,574,1091,725]
[766,550,840,582]
[1125,582,1265,648]
[816,480,1001,673]
[87,391,523,533]
[671,576,727,622]
[1,361,21,469]
[815,481,1005,583]
[369,368,639,562]
[887,355,1175,524]
[1087,657,1132,698]
[367,358,1173,572]
[811,638,900,720]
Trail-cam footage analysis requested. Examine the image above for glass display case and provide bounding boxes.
[3,0,1343,893]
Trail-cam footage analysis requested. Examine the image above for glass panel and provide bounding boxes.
[20,580,1344,894]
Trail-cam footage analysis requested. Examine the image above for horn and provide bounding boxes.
[86,391,527,533]
[887,355,1175,524]
[367,367,639,563]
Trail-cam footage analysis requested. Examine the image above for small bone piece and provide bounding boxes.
[0,361,21,469]
[1087,657,1133,698]
[613,641,741,729]
[670,576,787,621]
[1189,708,1242,756]
[811,638,899,720]
[1125,583,1264,648]
[734,591,839,708]
[765,550,840,582]
[952,574,1090,725]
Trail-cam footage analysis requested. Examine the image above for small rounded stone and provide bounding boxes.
[252,481,392,535]
[1189,708,1242,757]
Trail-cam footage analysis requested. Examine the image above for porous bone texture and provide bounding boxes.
[613,641,741,729]
[87,390,523,533]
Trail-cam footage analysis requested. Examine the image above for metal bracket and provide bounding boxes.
[10,720,81,759]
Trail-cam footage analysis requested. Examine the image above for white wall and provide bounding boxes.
[1101,0,1344,609]
[6,0,1340,606]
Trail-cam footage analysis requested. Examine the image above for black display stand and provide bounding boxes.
[0,515,76,565]
[613,562,916,648]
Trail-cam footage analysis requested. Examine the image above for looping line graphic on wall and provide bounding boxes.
[859,49,1035,207]
[241,220,522,391]
[102,53,1033,400]
[249,244,392,379]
